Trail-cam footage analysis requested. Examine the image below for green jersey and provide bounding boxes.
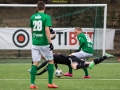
[77,32,94,54]
[30,12,52,45]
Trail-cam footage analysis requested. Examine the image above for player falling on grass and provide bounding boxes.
[36,53,114,76]
[64,27,94,78]
[36,53,72,76]
[29,1,57,89]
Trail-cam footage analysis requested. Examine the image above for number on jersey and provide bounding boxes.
[33,20,42,31]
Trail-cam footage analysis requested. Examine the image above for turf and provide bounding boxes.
[0,59,120,90]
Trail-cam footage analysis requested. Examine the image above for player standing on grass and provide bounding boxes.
[27,27,56,72]
[64,27,94,78]
[29,1,58,89]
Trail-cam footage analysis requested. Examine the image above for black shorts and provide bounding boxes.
[53,54,71,66]
[68,56,85,64]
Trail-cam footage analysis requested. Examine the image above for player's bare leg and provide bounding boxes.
[69,56,89,69]
[68,56,78,70]
[71,62,78,70]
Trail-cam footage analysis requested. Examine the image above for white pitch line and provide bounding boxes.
[0,79,120,80]
[0,63,120,65]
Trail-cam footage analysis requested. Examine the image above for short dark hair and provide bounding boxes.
[37,1,45,10]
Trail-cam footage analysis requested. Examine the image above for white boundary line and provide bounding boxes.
[0,63,120,65]
[0,79,120,81]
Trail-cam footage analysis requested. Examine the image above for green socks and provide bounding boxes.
[30,65,37,84]
[82,68,89,76]
[89,61,95,69]
[48,64,54,84]
[68,66,72,74]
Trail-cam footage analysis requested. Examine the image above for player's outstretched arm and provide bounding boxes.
[37,61,48,70]
[36,66,48,75]
[54,63,58,69]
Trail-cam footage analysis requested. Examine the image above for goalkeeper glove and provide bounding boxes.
[49,43,54,50]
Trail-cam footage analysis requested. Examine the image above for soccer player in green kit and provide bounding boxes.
[29,1,58,89]
[64,27,93,78]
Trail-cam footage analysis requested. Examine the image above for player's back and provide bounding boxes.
[77,33,93,54]
[30,12,52,45]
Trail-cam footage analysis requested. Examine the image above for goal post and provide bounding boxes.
[0,4,108,58]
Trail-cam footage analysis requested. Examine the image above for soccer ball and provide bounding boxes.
[54,69,63,78]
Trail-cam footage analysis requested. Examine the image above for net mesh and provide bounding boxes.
[0,6,105,58]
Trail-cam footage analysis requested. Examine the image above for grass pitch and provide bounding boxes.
[0,58,120,90]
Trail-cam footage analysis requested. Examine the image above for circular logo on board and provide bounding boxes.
[12,29,29,48]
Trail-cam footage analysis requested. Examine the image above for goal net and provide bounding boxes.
[0,4,108,58]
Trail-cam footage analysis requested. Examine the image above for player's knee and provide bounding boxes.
[48,60,54,64]
[72,67,77,70]
[72,66,78,70]
[33,61,39,66]
[71,63,78,70]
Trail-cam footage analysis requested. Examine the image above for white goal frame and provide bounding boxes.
[0,4,107,56]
